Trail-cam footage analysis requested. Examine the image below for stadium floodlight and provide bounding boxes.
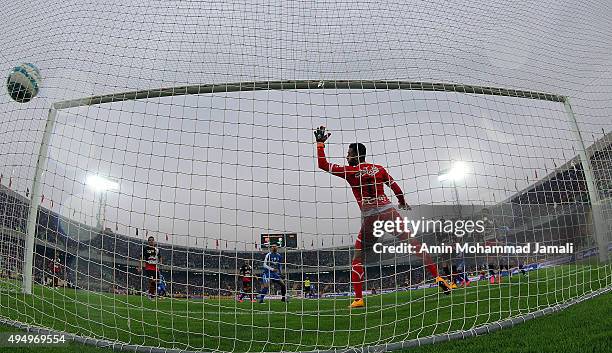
[438,161,469,217]
[438,161,469,182]
[86,175,119,192]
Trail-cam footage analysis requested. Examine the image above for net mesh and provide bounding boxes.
[0,0,611,352]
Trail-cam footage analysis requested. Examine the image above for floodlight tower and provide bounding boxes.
[86,175,119,230]
[438,162,470,270]
[438,161,469,218]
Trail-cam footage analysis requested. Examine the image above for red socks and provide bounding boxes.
[410,239,439,278]
[351,258,364,299]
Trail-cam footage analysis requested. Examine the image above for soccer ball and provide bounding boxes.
[6,63,42,103]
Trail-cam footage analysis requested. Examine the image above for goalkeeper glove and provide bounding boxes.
[314,126,331,143]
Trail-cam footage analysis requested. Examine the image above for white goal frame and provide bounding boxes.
[20,80,610,318]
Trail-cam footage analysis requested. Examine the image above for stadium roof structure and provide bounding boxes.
[507,131,611,205]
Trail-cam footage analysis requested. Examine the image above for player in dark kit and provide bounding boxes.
[237,262,256,302]
[49,257,62,287]
[139,236,162,299]
[314,126,451,308]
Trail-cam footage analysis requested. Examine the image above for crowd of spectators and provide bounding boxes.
[71,259,427,297]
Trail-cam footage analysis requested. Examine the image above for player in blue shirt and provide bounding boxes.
[258,244,287,303]
[157,273,167,297]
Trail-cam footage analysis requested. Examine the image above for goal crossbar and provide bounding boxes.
[51,80,566,110]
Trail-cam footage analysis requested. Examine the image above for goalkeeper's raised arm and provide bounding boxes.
[315,126,347,175]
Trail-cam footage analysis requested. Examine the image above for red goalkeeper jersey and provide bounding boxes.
[317,142,406,213]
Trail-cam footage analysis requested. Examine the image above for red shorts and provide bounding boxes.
[144,264,157,279]
[355,207,435,274]
[355,206,410,251]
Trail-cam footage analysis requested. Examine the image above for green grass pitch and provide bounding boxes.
[0,265,610,352]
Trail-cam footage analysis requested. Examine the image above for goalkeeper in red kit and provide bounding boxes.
[314,126,451,308]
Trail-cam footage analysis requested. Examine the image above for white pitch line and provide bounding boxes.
[72,290,477,316]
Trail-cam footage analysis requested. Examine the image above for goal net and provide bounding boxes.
[0,1,611,352]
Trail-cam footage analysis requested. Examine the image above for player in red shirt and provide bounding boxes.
[314,126,451,308]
